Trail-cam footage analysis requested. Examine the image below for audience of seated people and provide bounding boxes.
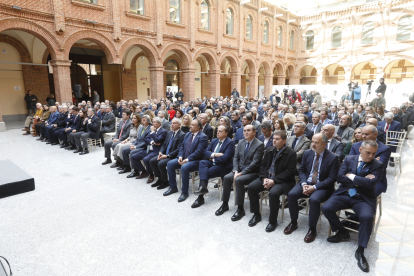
[24,93,414,273]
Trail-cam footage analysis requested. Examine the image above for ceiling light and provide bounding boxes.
[12,5,21,9]
[258,7,268,12]
[240,0,250,5]
[274,14,283,18]
[287,19,296,23]
[85,20,97,24]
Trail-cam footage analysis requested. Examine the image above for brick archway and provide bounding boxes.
[119,38,159,67]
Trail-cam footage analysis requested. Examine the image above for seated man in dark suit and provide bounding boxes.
[234,113,254,144]
[378,112,402,152]
[130,117,167,183]
[248,130,297,232]
[192,125,235,208]
[287,122,311,171]
[215,125,264,221]
[307,112,323,135]
[296,114,314,141]
[322,140,384,273]
[51,106,74,146]
[321,124,344,162]
[59,106,81,148]
[73,108,101,155]
[100,105,116,143]
[48,106,69,145]
[365,118,385,144]
[149,118,185,190]
[258,121,273,149]
[198,113,214,141]
[284,133,339,243]
[102,110,132,165]
[164,119,208,202]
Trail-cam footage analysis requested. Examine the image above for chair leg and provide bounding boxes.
[281,195,285,223]
[233,181,236,206]
[260,193,263,214]
[399,158,402,173]
[379,197,382,216]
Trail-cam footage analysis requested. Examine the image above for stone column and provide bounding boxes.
[149,66,165,100]
[248,73,258,98]
[182,68,196,101]
[208,70,221,98]
[230,72,241,94]
[264,74,273,97]
[277,75,286,85]
[290,76,301,85]
[50,60,72,103]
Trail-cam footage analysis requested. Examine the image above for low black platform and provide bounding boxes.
[0,159,35,198]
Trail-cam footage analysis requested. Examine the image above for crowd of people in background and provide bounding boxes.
[20,86,414,273]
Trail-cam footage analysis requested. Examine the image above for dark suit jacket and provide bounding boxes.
[328,112,338,121]
[56,112,69,127]
[86,115,101,139]
[178,131,209,162]
[378,120,402,133]
[231,120,242,133]
[204,137,235,173]
[306,123,322,134]
[133,125,151,150]
[299,149,339,193]
[233,138,264,175]
[259,146,297,194]
[335,155,384,209]
[68,114,81,131]
[258,134,273,149]
[202,123,214,141]
[144,127,167,154]
[328,138,345,162]
[101,112,116,132]
[349,140,391,194]
[114,119,132,141]
[160,129,185,159]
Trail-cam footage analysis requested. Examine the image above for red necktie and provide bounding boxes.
[118,121,126,139]
[385,124,389,133]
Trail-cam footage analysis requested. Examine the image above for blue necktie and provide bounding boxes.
[349,161,365,197]
[166,132,175,155]
[244,141,250,157]
[213,141,223,165]
[292,137,298,149]
[183,133,194,159]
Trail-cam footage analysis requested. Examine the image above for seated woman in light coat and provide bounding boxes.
[112,113,140,162]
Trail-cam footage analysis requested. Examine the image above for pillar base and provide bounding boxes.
[0,122,6,132]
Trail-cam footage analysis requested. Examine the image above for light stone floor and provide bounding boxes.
[0,128,414,276]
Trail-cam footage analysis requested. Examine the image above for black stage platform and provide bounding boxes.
[0,159,35,198]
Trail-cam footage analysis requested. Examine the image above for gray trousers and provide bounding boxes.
[104,140,120,160]
[222,172,259,206]
[73,132,90,148]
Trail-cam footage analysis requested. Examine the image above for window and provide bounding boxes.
[397,15,412,41]
[361,21,374,45]
[80,0,97,3]
[226,8,233,35]
[130,0,144,15]
[277,26,282,47]
[170,0,180,23]
[331,26,342,47]
[246,15,253,40]
[263,21,269,44]
[290,30,294,50]
[201,0,210,30]
[305,30,314,50]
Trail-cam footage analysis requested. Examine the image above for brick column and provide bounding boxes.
[209,70,221,98]
[264,74,273,97]
[149,66,165,100]
[277,75,286,85]
[248,73,258,98]
[182,68,195,101]
[290,76,301,85]
[230,72,241,93]
[50,60,72,103]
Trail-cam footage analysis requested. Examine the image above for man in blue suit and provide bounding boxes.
[378,112,402,154]
[38,106,59,141]
[46,106,68,144]
[199,113,214,141]
[322,140,384,273]
[258,121,273,149]
[231,111,242,134]
[191,125,235,208]
[130,117,167,183]
[60,106,81,148]
[284,133,339,243]
[52,106,74,146]
[164,119,208,202]
[320,110,334,125]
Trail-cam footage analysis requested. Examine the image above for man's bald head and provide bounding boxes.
[321,124,335,139]
[361,125,378,141]
[367,118,378,127]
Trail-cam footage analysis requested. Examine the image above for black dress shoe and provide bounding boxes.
[248,214,262,227]
[117,166,124,170]
[178,193,189,202]
[327,230,350,243]
[157,181,169,190]
[46,141,52,144]
[36,137,44,141]
[79,149,89,155]
[102,159,112,165]
[42,139,49,142]
[110,162,120,168]
[119,167,131,174]
[163,187,178,196]
[355,249,369,272]
[215,204,229,216]
[73,148,83,153]
[191,197,204,208]
[194,187,209,195]
[266,223,277,232]
[60,143,67,148]
[151,179,162,187]
[126,170,139,178]
[68,146,77,150]
[231,209,245,221]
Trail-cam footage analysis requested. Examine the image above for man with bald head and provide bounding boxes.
[334,115,354,145]
[366,118,385,143]
[321,124,344,162]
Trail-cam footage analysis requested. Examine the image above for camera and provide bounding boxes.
[366,80,374,86]
[347,82,354,91]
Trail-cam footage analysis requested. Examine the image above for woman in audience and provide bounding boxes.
[283,113,296,131]
[213,116,233,139]
[376,106,385,121]
[181,114,192,133]
[144,110,155,121]
[343,127,363,157]
[112,114,141,163]
[130,104,137,114]
[67,109,87,150]
[265,108,275,122]
[175,109,183,119]
[288,105,297,114]
[274,118,286,132]
[356,104,364,118]
[205,101,213,111]
[205,109,213,122]
[168,104,176,120]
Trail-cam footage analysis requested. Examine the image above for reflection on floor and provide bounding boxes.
[0,129,413,275]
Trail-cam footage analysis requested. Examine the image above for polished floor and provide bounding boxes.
[0,129,413,276]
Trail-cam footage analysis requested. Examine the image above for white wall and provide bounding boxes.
[136,56,151,102]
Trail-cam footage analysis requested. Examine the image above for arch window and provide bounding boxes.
[130,0,144,15]
[170,0,181,23]
[332,26,342,47]
[361,21,374,45]
[277,26,282,47]
[201,0,210,30]
[397,15,412,41]
[305,30,314,50]
[246,15,253,40]
[263,21,269,44]
[290,30,294,50]
[226,8,234,35]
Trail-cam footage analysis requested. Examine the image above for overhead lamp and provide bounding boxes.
[258,7,268,13]
[138,29,144,32]
[240,0,250,5]
[274,14,283,18]
[85,20,97,24]
[287,19,296,23]
[174,36,181,38]
[12,5,22,10]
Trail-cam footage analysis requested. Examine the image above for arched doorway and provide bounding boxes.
[384,59,414,84]
[299,65,317,85]
[240,57,257,98]
[273,63,284,85]
[324,64,345,84]
[285,65,294,85]
[351,62,377,84]
[220,53,239,98]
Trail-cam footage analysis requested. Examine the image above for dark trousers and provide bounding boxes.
[48,126,62,141]
[104,140,120,160]
[322,193,374,248]
[248,179,284,223]
[198,160,229,187]
[60,129,72,143]
[149,157,171,181]
[53,128,66,143]
[167,159,200,193]
[222,172,258,206]
[131,150,158,174]
[42,125,53,138]
[288,184,331,228]
[122,147,142,167]
[35,122,45,134]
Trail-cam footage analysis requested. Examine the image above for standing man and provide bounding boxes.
[352,82,361,104]
[24,90,38,116]
[375,78,387,97]
[166,88,174,101]
[322,140,384,273]
[215,125,264,221]
[231,88,240,99]
[92,90,100,105]
[247,131,297,232]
